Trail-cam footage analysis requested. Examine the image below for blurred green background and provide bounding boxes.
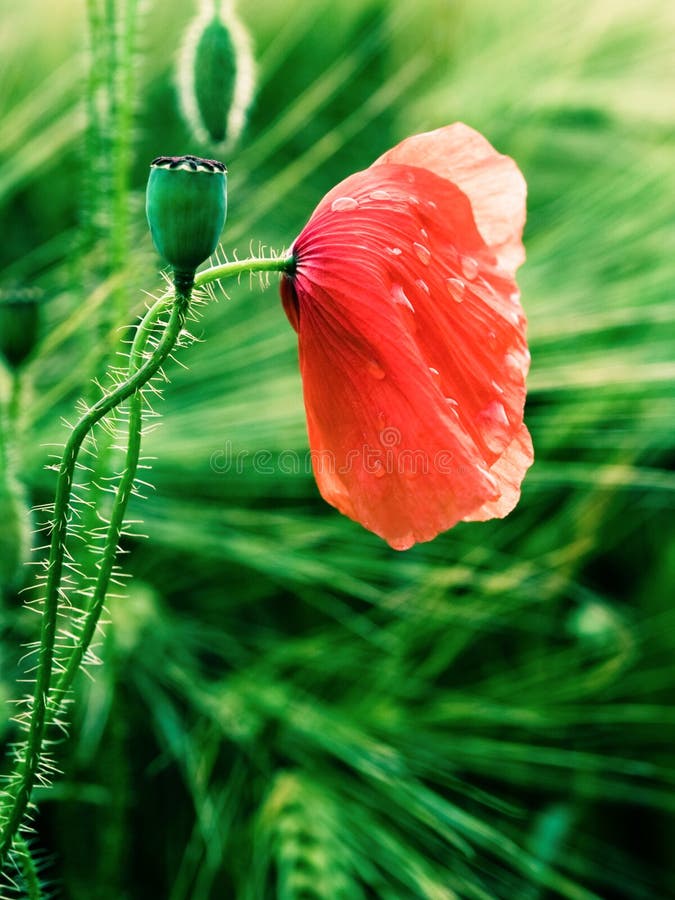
[1,0,674,896]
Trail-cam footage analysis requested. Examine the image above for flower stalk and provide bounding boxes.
[0,254,293,868]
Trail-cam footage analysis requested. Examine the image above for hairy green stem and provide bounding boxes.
[110,0,141,331]
[51,254,294,707]
[51,291,175,703]
[0,371,21,477]
[8,371,22,434]
[0,293,186,866]
[0,381,10,489]
[0,373,29,598]
[0,254,292,867]
[195,254,295,287]
[13,835,43,900]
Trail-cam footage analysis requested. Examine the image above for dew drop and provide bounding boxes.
[461,256,479,280]
[420,227,429,240]
[369,189,391,201]
[390,531,415,551]
[331,196,358,212]
[391,284,415,313]
[478,466,500,495]
[427,200,437,210]
[491,380,505,395]
[446,277,466,302]
[506,348,531,369]
[387,246,402,256]
[415,278,430,294]
[429,366,440,379]
[413,242,431,265]
[367,360,386,379]
[445,397,460,416]
[504,352,527,383]
[481,401,509,427]
[478,402,511,453]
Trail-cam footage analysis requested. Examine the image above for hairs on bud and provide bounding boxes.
[177,0,256,152]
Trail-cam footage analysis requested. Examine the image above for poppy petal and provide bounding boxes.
[465,424,534,523]
[282,126,531,549]
[373,123,527,273]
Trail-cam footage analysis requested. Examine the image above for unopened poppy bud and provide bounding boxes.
[177,0,255,150]
[145,155,227,285]
[0,288,42,370]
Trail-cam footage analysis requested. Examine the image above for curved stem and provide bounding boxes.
[7,370,22,435]
[0,293,187,866]
[0,372,29,600]
[194,253,295,287]
[51,254,294,706]
[0,370,21,481]
[51,291,177,703]
[0,253,292,867]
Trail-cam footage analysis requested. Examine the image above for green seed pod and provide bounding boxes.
[145,155,227,283]
[178,0,255,151]
[0,288,42,370]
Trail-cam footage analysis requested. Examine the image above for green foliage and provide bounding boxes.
[1,0,674,897]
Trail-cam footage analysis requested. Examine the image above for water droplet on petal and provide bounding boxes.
[478,402,511,453]
[331,196,359,212]
[391,284,415,313]
[369,189,391,201]
[420,227,429,240]
[429,366,440,380]
[482,401,509,427]
[415,278,430,294]
[367,360,386,379]
[387,246,402,256]
[505,349,530,380]
[461,256,479,280]
[504,353,519,369]
[427,200,437,210]
[491,380,505,395]
[390,531,415,550]
[445,397,460,416]
[446,278,466,302]
[413,243,431,265]
[478,466,500,495]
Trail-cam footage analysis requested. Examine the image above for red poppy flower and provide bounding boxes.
[281,123,532,550]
